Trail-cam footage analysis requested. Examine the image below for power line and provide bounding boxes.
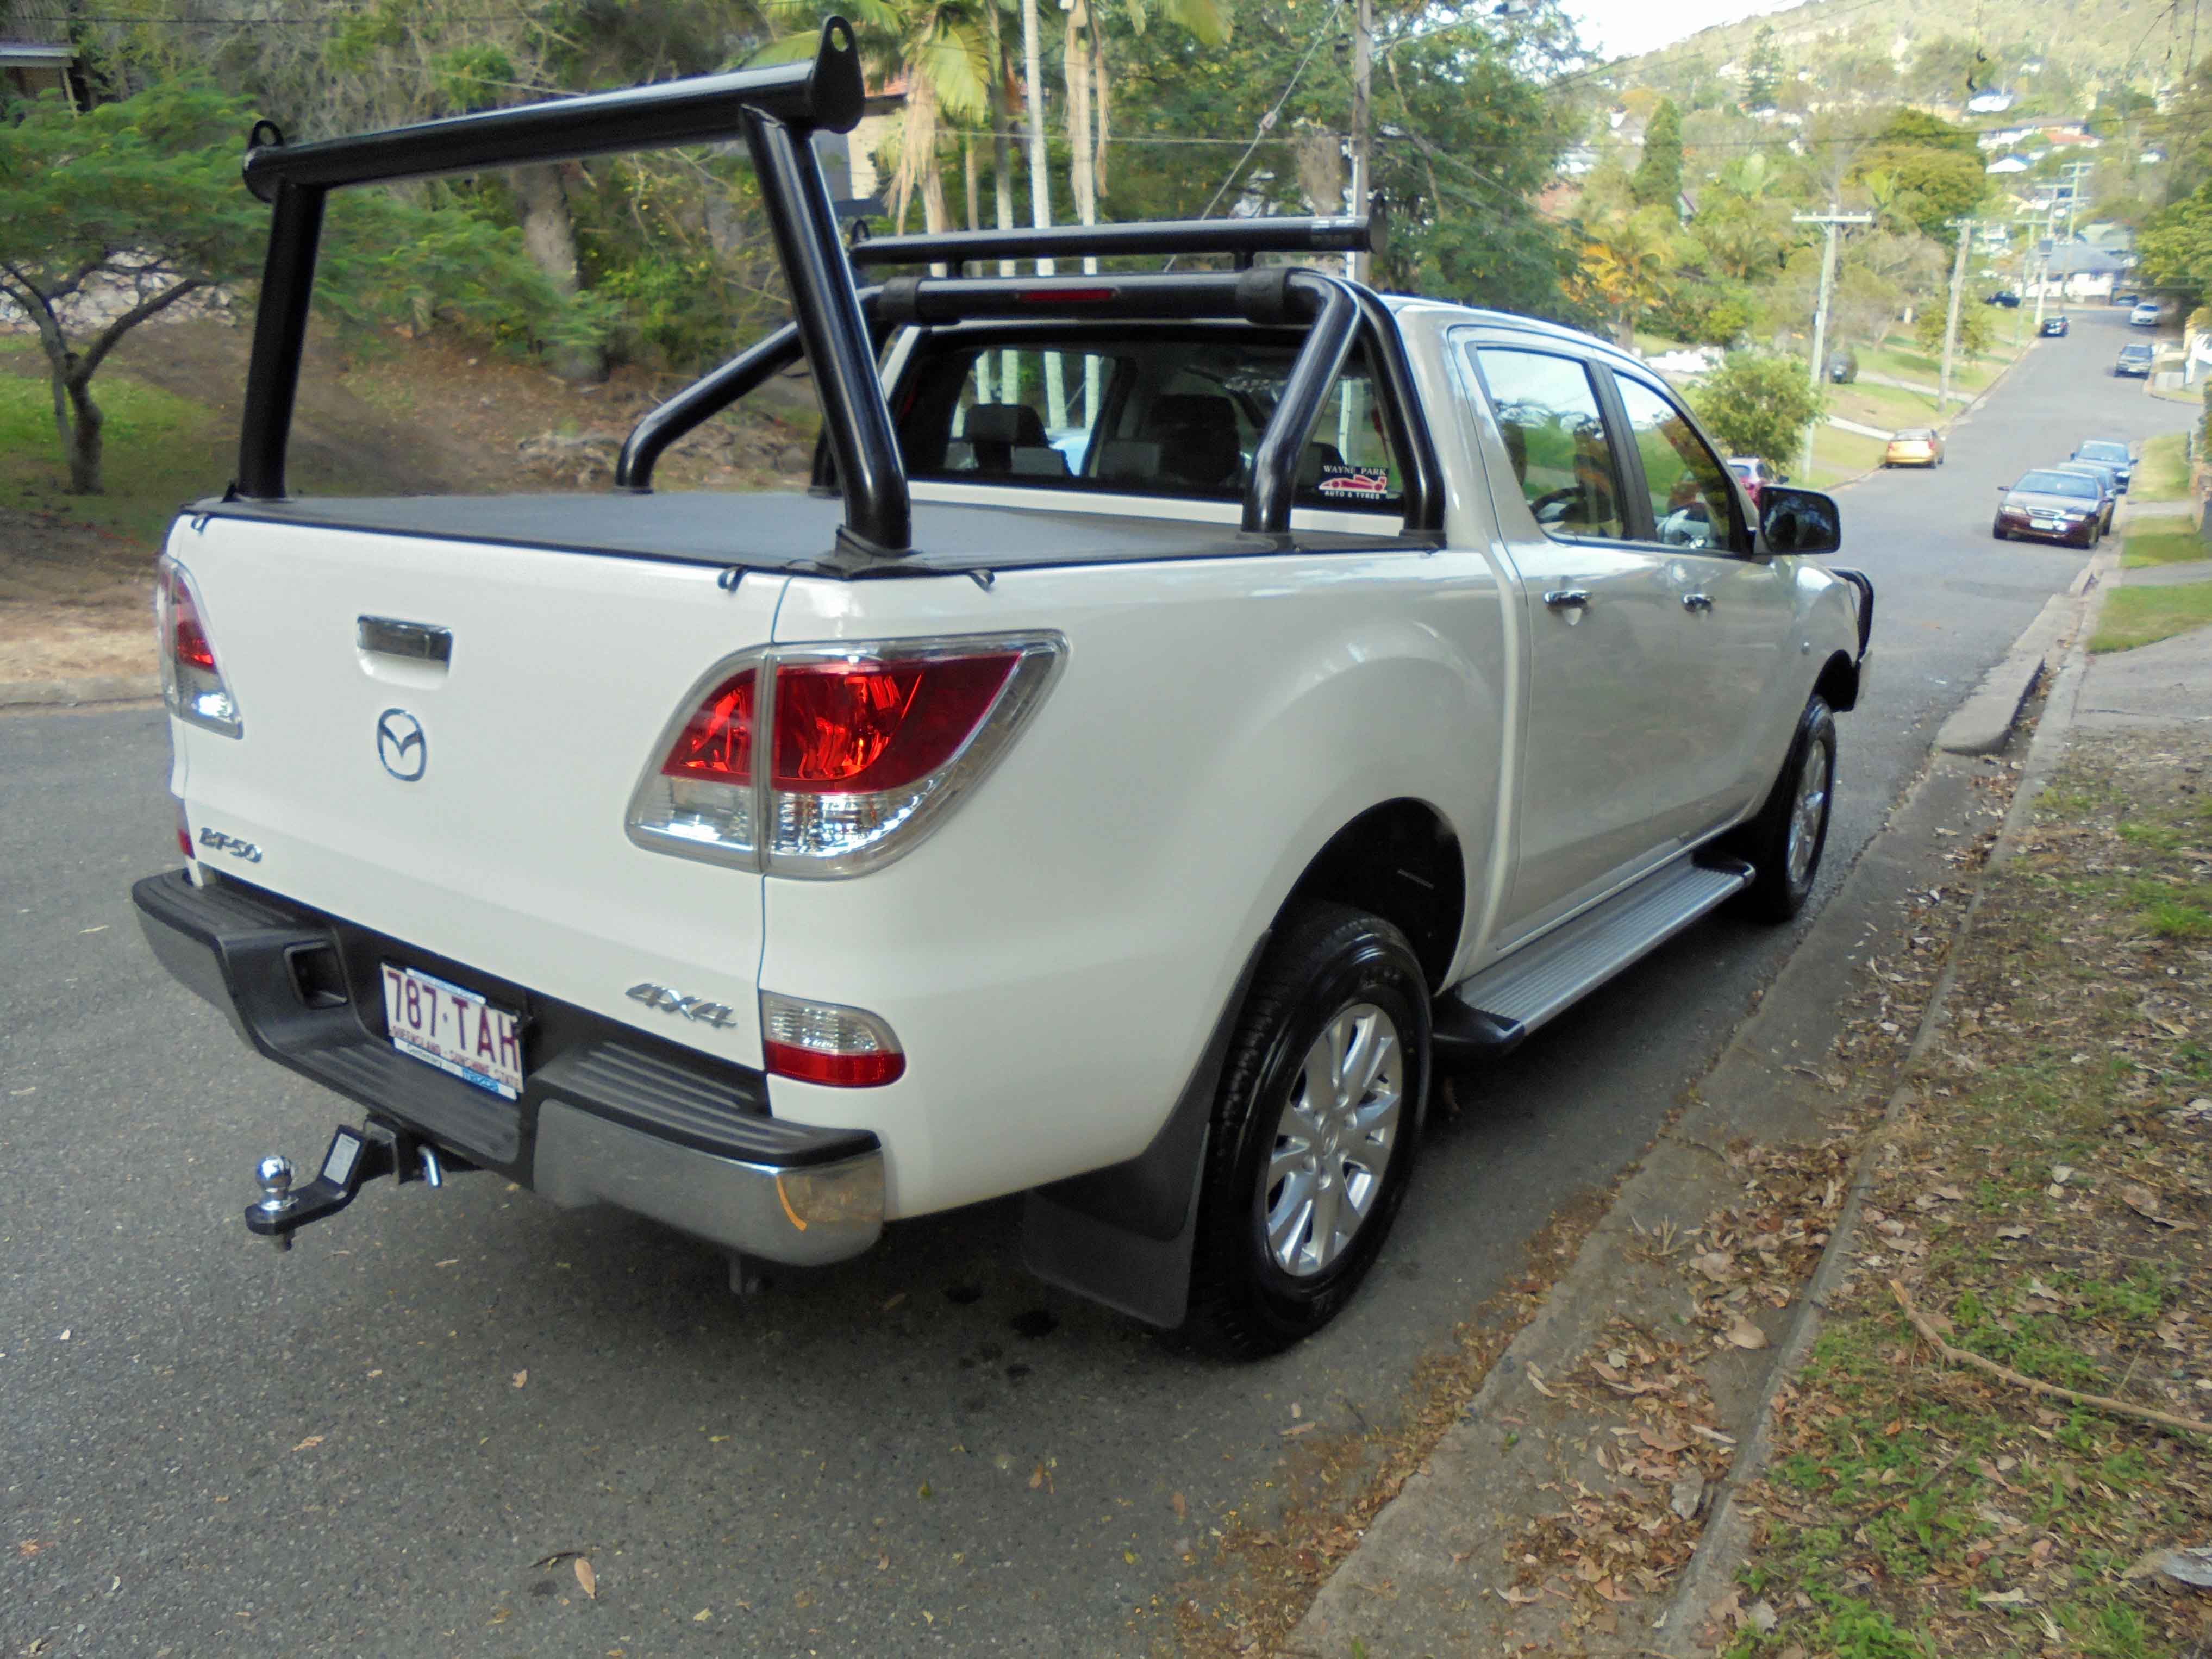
[1186,0,1347,222]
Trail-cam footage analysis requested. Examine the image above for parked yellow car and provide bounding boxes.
[1884,428,1944,468]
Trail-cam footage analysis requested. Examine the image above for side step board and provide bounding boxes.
[1434,855,1753,1060]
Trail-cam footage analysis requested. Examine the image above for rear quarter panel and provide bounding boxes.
[761,544,1510,1216]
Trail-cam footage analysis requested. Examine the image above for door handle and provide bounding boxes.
[1544,589,1590,610]
[1682,592,1714,613]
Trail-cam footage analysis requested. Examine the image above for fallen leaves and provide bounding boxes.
[1723,1313,1769,1351]
[2117,1182,2198,1231]
[290,1435,325,1453]
[511,1369,528,1389]
[574,1557,596,1600]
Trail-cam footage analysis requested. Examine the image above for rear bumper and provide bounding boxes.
[132,868,883,1265]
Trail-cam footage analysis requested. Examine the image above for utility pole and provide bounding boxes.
[1794,204,1872,480]
[1348,0,1372,284]
[2061,158,2093,243]
[2031,201,2060,329]
[1939,218,1974,410]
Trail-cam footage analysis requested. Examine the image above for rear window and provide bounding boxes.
[892,327,1405,513]
[2017,471,2098,498]
[2079,442,2128,462]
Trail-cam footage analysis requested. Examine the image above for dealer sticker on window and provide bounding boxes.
[1315,465,1394,500]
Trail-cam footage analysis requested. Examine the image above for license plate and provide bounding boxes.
[2031,516,2060,530]
[381,963,523,1099]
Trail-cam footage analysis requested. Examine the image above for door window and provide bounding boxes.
[1471,347,1626,541]
[1614,377,1742,554]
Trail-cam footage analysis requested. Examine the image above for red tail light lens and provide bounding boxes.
[662,669,756,785]
[760,992,905,1087]
[627,633,1065,878]
[771,655,1018,793]
[155,555,243,737]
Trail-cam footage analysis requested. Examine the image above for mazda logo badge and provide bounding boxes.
[376,708,427,781]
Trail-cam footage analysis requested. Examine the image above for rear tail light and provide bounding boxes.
[627,632,1065,877]
[176,798,193,860]
[760,991,905,1087]
[155,556,243,737]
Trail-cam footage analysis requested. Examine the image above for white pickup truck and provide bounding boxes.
[133,22,1871,1355]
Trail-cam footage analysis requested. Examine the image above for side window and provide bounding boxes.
[1614,377,1741,554]
[1472,347,1626,541]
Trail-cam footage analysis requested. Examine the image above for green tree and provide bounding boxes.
[1630,98,1683,215]
[1688,352,1824,467]
[0,81,590,494]
[1913,297,1992,358]
[1742,24,1783,112]
[1845,111,1985,248]
[2139,184,2212,306]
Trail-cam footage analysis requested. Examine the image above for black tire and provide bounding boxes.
[1734,696,1836,924]
[1186,902,1430,1358]
[1992,521,2009,540]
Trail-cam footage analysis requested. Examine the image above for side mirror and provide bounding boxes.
[1759,485,1841,556]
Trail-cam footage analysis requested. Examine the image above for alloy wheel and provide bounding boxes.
[1260,1003,1403,1277]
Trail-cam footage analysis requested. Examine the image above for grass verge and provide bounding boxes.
[0,342,230,548]
[1721,736,2212,1659]
[2120,527,2207,571]
[2092,582,2212,652]
[2132,433,2192,505]
[1806,427,1889,489]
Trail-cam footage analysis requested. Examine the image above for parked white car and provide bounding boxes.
[134,26,1872,1355]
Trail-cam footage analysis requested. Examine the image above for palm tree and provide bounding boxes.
[1061,0,1228,266]
[1577,206,1683,350]
[767,0,990,233]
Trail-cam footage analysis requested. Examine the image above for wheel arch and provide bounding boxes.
[1278,797,1466,992]
[1814,648,1859,714]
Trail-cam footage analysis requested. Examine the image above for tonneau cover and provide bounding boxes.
[188,490,1430,579]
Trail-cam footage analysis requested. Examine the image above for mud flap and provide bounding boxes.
[1020,937,1265,1329]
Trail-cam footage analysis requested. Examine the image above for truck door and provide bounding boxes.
[1465,342,1692,938]
[1604,370,1796,835]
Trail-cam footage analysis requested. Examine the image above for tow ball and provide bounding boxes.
[246,1122,467,1250]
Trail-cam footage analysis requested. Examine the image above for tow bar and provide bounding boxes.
[246,1122,467,1250]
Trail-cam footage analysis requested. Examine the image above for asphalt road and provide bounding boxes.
[2,305,2189,1658]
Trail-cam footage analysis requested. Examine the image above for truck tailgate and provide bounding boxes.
[167,514,785,1060]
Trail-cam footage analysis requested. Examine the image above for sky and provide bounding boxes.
[1566,0,1806,61]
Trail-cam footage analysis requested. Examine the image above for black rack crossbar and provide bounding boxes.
[240,40,863,202]
[232,18,916,552]
[847,215,1378,271]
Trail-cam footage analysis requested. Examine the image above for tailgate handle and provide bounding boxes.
[358,617,452,665]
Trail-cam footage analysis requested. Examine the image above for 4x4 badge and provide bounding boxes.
[626,981,740,1029]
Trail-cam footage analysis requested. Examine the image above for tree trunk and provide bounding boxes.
[1615,307,1637,351]
[1066,8,1096,239]
[63,371,103,495]
[514,162,607,385]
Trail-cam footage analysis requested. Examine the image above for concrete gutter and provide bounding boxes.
[0,674,161,711]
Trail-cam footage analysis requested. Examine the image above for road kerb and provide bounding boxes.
[0,674,161,710]
[1932,535,2115,756]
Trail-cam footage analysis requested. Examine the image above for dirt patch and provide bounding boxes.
[1156,1172,1621,1657]
[1713,731,2212,1658]
[0,506,157,681]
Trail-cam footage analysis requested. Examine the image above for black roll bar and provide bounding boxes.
[231,18,912,554]
[847,215,1382,272]
[615,320,804,492]
[618,266,1444,536]
[1241,271,1360,535]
